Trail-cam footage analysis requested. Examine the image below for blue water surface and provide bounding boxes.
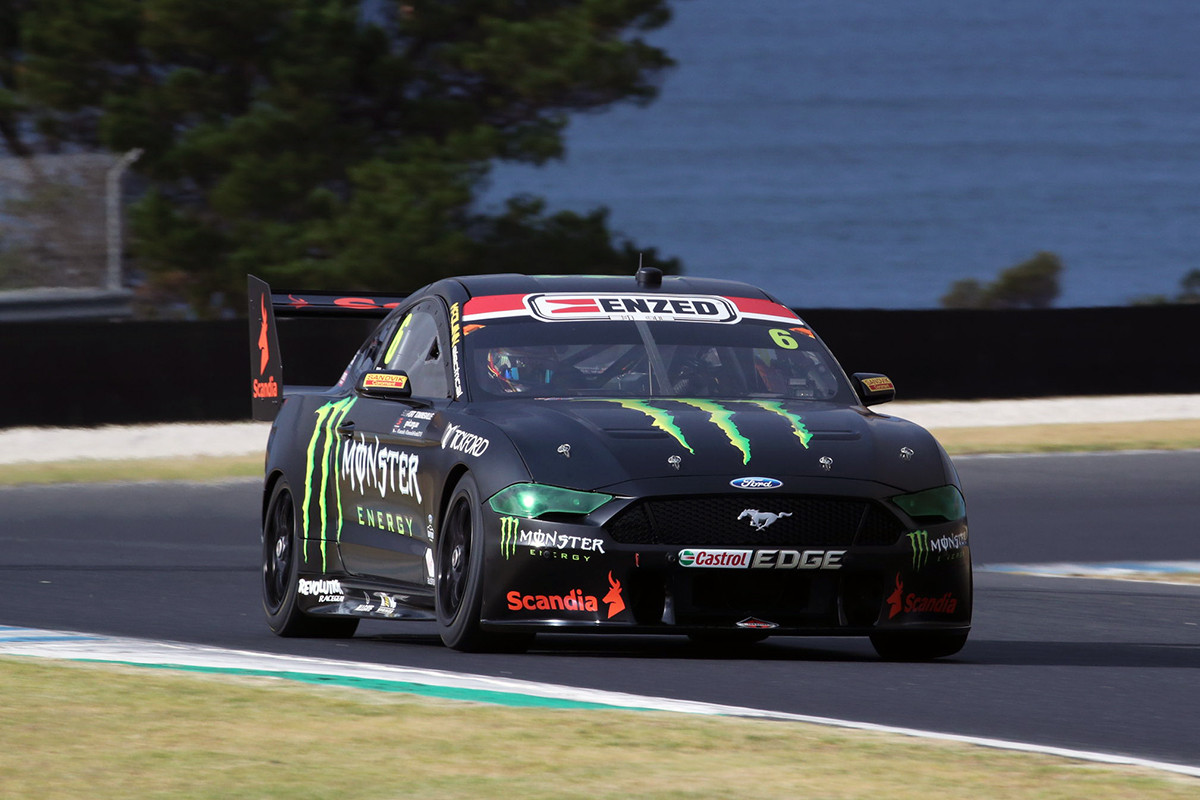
[482,0,1200,308]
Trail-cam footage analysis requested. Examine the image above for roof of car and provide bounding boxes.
[446,272,776,301]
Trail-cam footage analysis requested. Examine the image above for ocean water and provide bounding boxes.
[482,0,1200,309]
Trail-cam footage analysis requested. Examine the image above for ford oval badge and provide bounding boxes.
[730,477,783,490]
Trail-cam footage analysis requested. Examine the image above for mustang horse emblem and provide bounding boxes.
[738,509,792,531]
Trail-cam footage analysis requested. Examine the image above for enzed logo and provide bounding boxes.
[499,516,520,559]
[526,293,739,324]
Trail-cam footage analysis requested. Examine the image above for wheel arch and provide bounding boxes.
[262,469,287,529]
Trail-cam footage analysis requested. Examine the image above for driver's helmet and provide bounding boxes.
[485,346,558,393]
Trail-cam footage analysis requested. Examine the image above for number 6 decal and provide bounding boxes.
[770,328,798,349]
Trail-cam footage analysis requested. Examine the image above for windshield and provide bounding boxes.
[462,315,853,402]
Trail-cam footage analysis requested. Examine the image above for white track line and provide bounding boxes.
[2,625,1197,779]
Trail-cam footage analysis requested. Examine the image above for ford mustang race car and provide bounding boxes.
[249,268,971,658]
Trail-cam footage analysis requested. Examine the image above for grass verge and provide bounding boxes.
[0,454,263,486]
[4,419,1200,486]
[931,418,1200,455]
[1,657,1195,800]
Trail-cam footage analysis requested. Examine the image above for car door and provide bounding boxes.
[336,298,453,587]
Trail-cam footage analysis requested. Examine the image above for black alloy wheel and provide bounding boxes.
[262,479,358,638]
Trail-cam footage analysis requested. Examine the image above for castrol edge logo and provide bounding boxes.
[525,293,740,323]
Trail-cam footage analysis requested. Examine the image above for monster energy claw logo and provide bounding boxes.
[302,397,356,571]
[580,399,810,463]
[908,529,930,569]
[908,529,968,569]
[500,516,520,560]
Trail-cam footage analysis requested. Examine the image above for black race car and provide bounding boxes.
[249,269,971,658]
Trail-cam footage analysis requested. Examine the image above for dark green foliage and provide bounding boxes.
[941,252,1063,309]
[3,0,678,313]
[1130,268,1200,305]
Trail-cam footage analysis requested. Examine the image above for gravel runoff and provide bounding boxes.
[1,394,1199,466]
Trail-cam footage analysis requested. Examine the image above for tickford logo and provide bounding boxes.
[441,422,490,456]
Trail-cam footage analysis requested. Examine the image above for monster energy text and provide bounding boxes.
[500,517,605,560]
[907,529,968,569]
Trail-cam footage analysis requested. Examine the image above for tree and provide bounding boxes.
[5,0,679,314]
[1179,269,1200,303]
[1131,268,1200,305]
[940,252,1063,309]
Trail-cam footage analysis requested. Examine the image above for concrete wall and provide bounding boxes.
[2,305,1197,427]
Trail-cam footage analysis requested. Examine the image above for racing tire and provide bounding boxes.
[869,630,968,661]
[262,479,358,638]
[436,474,533,653]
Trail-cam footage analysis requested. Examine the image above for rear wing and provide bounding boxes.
[247,275,408,421]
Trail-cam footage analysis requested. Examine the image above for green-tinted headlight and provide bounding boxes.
[488,483,613,519]
[892,485,966,522]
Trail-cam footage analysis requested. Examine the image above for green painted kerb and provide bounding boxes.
[75,659,636,711]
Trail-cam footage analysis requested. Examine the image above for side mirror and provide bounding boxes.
[356,370,412,399]
[852,373,895,406]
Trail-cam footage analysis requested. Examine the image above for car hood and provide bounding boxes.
[484,398,955,494]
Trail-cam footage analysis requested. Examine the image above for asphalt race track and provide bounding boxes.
[2,450,1199,768]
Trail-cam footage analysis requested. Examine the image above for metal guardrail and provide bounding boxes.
[0,288,133,321]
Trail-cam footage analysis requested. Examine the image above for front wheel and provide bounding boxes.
[435,474,531,652]
[869,630,967,661]
[262,479,358,638]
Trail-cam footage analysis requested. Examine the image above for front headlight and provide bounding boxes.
[891,485,966,523]
[488,483,613,519]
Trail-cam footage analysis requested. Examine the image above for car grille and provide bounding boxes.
[606,495,905,547]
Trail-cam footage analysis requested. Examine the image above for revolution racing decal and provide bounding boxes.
[302,397,357,570]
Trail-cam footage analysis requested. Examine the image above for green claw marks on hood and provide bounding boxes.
[675,399,752,464]
[302,397,357,570]
[747,400,813,449]
[598,399,695,454]
[577,399,811,464]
